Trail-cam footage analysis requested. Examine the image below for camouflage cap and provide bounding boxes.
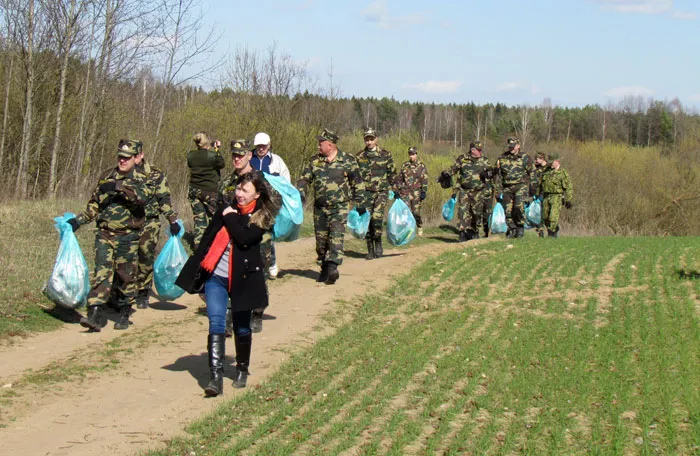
[536,152,546,160]
[547,152,560,161]
[408,146,418,155]
[117,139,142,157]
[507,138,519,148]
[317,128,339,144]
[469,140,483,151]
[230,139,250,156]
[363,128,377,139]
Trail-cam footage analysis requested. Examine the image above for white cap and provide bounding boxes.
[253,132,271,146]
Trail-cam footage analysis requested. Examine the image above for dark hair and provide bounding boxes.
[236,172,281,230]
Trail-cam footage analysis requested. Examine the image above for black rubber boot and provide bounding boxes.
[317,262,329,283]
[205,334,225,397]
[547,229,556,238]
[233,333,251,389]
[459,231,468,242]
[516,227,525,238]
[80,305,105,332]
[365,239,375,260]
[374,239,383,257]
[251,310,263,333]
[325,262,339,285]
[114,305,131,330]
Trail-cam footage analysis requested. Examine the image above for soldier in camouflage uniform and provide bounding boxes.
[529,152,549,238]
[356,128,398,259]
[297,128,365,284]
[537,153,573,238]
[441,141,492,242]
[133,150,180,309]
[187,131,225,249]
[397,146,428,236]
[67,140,148,332]
[495,138,533,239]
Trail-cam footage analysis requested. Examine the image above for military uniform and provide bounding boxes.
[134,161,178,307]
[397,148,428,231]
[529,154,549,237]
[537,154,573,237]
[496,138,533,238]
[187,147,225,248]
[71,140,147,331]
[445,144,492,240]
[297,130,364,274]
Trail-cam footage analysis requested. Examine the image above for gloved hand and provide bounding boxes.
[420,190,426,201]
[356,207,367,216]
[451,193,456,200]
[496,194,503,204]
[67,218,80,232]
[479,169,491,181]
[99,180,117,194]
[437,171,453,189]
[565,201,572,209]
[170,222,181,236]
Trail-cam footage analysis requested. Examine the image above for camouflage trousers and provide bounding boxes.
[136,218,161,297]
[365,190,389,240]
[402,191,423,228]
[482,192,494,235]
[501,183,528,229]
[313,204,349,265]
[542,194,564,232]
[88,230,140,308]
[188,187,218,248]
[457,188,487,234]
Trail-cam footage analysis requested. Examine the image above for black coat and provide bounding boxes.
[176,206,268,312]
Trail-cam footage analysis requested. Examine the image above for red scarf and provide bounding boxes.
[200,201,257,286]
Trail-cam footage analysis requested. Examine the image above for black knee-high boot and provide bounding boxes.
[204,334,225,396]
[233,333,252,389]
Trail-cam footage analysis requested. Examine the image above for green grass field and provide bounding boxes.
[148,236,700,455]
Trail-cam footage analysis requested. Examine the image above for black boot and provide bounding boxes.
[233,333,251,389]
[205,334,225,396]
[515,227,525,238]
[80,305,105,332]
[374,239,383,257]
[483,227,489,238]
[114,305,131,330]
[459,231,468,242]
[365,239,375,260]
[547,229,556,238]
[506,226,516,239]
[325,262,339,285]
[317,262,329,283]
[136,290,149,309]
[251,310,263,333]
[465,230,476,241]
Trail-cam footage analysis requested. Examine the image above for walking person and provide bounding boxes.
[176,172,280,396]
[133,148,180,308]
[396,146,428,236]
[537,153,573,238]
[356,128,398,259]
[187,131,225,249]
[530,152,549,238]
[66,140,147,331]
[250,131,291,280]
[495,138,533,239]
[297,128,366,284]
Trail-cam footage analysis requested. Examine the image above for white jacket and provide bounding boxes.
[252,150,291,182]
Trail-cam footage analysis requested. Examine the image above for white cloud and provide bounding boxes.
[494,82,541,95]
[402,80,463,94]
[671,10,696,19]
[361,1,428,29]
[597,0,672,14]
[603,85,655,97]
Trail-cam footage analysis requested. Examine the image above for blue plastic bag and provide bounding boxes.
[489,202,508,234]
[44,212,90,308]
[442,197,456,221]
[153,220,187,301]
[347,207,370,239]
[387,198,417,246]
[264,172,303,242]
[526,198,542,226]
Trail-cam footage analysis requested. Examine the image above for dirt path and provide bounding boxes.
[0,236,468,455]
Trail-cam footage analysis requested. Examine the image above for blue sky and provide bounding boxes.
[200,0,699,110]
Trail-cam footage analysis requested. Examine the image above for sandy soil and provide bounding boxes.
[0,236,466,455]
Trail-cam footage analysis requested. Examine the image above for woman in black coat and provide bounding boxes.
[176,172,279,396]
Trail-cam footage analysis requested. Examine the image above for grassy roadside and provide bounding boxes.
[147,236,700,455]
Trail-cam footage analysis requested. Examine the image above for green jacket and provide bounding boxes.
[187,148,225,192]
[297,150,365,208]
[447,154,491,192]
[135,161,178,223]
[496,150,533,186]
[356,147,397,193]
[398,160,428,194]
[538,167,573,203]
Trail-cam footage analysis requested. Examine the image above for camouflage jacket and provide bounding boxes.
[496,150,533,186]
[135,161,178,223]
[530,164,548,197]
[356,147,397,193]
[297,149,365,208]
[75,167,147,233]
[398,160,428,194]
[538,167,573,203]
[218,169,265,207]
[447,154,492,192]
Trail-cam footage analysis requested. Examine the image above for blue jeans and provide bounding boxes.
[204,274,252,337]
